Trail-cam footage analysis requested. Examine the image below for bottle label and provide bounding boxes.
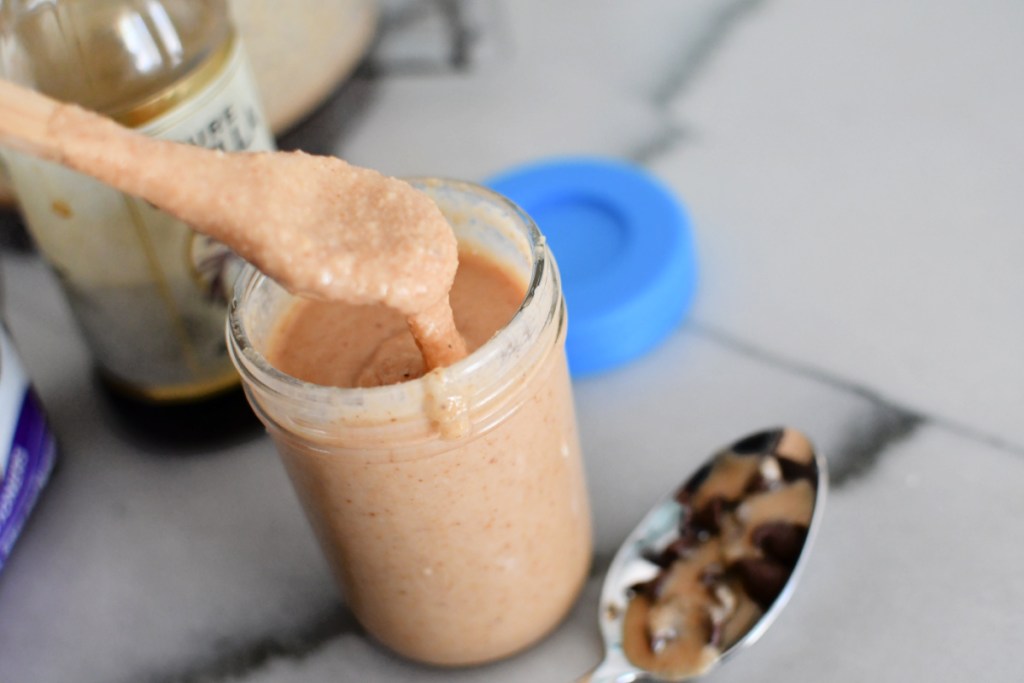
[0,329,57,570]
[3,36,275,401]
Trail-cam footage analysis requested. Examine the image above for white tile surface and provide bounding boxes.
[325,0,1024,447]
[652,0,1024,446]
[0,0,1021,680]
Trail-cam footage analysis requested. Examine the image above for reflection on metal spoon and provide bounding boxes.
[578,427,828,682]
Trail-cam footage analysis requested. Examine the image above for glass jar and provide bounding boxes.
[227,179,593,665]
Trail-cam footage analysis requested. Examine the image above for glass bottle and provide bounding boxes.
[0,0,275,406]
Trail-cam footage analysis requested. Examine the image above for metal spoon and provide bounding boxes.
[578,427,828,682]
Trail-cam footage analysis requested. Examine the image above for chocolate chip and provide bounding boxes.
[675,463,713,505]
[690,496,728,534]
[751,522,808,566]
[632,576,657,599]
[731,429,784,455]
[776,456,818,485]
[732,558,791,610]
[699,564,725,587]
[743,472,772,495]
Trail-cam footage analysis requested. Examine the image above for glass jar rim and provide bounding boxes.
[226,178,562,437]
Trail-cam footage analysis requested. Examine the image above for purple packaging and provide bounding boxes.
[0,326,57,570]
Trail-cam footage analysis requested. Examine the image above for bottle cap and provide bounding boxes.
[486,157,697,377]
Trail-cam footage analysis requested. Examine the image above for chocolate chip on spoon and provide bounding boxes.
[732,557,791,610]
[583,427,827,683]
[751,522,809,566]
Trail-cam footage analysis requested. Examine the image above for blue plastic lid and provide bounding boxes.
[486,157,697,377]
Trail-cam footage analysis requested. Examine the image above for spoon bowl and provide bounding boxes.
[579,427,828,682]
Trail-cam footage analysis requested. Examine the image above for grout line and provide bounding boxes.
[626,0,766,164]
[361,0,478,77]
[650,0,767,107]
[629,123,690,167]
[436,0,473,69]
[690,320,924,414]
[828,404,923,488]
[140,606,358,683]
[689,321,1024,458]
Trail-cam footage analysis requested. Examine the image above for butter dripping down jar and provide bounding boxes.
[228,180,593,665]
[0,0,275,404]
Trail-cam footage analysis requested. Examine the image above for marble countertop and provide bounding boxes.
[1,0,1022,680]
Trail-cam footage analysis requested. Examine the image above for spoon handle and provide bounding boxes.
[0,78,62,160]
[0,78,242,247]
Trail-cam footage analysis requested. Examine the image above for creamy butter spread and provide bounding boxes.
[45,102,467,369]
[267,248,524,389]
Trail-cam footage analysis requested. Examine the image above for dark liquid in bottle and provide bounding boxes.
[98,373,263,453]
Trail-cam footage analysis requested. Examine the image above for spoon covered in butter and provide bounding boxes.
[0,78,466,369]
[579,427,827,683]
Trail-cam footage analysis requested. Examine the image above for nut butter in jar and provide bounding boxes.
[228,179,592,665]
